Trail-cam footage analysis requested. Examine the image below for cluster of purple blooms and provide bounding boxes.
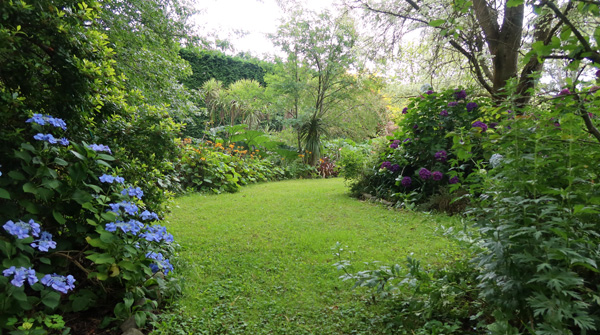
[418,168,443,181]
[472,121,488,132]
[466,102,478,112]
[402,107,408,114]
[454,90,467,100]
[380,161,400,172]
[439,110,448,117]
[434,150,447,162]
[401,176,412,187]
[389,140,401,149]
[146,252,174,275]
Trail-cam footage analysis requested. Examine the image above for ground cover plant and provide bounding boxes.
[151,178,463,334]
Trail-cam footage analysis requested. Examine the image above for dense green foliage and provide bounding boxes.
[180,48,268,89]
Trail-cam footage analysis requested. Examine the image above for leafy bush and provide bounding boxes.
[1,114,180,332]
[351,89,491,208]
[463,85,600,333]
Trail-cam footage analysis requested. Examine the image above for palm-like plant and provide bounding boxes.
[299,115,327,165]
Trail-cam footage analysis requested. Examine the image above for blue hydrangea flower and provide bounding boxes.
[121,187,143,199]
[3,219,41,239]
[115,176,125,184]
[26,114,46,125]
[3,266,38,287]
[87,144,112,154]
[99,174,115,183]
[105,219,144,235]
[141,225,173,243]
[107,201,139,216]
[41,273,76,294]
[145,252,173,275]
[26,114,67,130]
[34,133,58,144]
[58,138,70,146]
[31,231,57,252]
[47,117,67,130]
[140,210,160,221]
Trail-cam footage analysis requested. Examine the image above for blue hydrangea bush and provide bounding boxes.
[0,113,179,331]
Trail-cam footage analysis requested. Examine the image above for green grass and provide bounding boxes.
[152,178,462,335]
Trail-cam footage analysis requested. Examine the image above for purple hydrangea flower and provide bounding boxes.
[402,107,408,114]
[403,138,411,143]
[121,187,144,199]
[558,88,571,96]
[440,110,448,116]
[449,176,459,184]
[3,219,41,239]
[413,124,419,129]
[34,133,58,144]
[466,102,478,112]
[434,150,447,162]
[472,121,488,132]
[87,144,112,154]
[401,176,412,187]
[425,90,434,95]
[3,266,38,287]
[447,101,458,107]
[454,90,467,100]
[390,164,400,172]
[432,171,443,181]
[41,273,76,294]
[390,143,398,149]
[419,168,432,180]
[381,161,392,170]
[596,69,600,78]
[140,210,160,221]
[489,122,498,130]
[31,231,57,252]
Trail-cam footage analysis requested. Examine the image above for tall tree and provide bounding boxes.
[346,0,600,104]
[272,9,359,163]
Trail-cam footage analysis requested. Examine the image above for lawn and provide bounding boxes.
[151,178,462,334]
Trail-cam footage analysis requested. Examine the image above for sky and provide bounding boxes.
[192,0,338,57]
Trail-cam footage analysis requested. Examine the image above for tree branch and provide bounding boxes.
[540,0,600,64]
[472,0,500,52]
[448,40,494,94]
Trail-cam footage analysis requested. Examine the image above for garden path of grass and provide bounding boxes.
[152,178,462,335]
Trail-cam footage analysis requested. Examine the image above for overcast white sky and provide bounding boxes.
[192,0,338,57]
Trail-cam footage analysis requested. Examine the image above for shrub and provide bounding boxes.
[1,114,180,332]
[351,89,491,207]
[465,86,600,333]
